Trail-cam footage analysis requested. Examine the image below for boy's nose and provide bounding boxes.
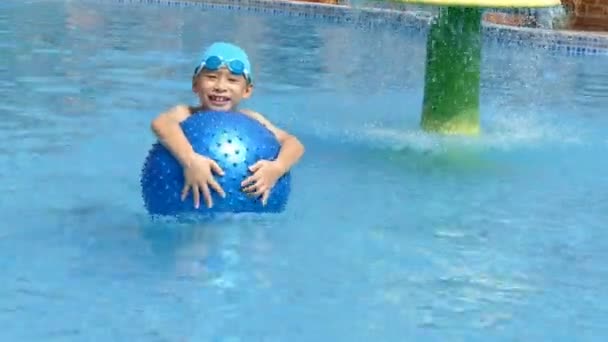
[213,79,228,91]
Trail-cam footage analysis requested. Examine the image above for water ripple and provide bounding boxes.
[1,1,607,341]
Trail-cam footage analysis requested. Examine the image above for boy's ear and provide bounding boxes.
[242,83,254,99]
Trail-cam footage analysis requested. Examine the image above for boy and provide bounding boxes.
[151,42,304,210]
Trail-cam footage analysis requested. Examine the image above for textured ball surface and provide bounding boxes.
[141,111,291,216]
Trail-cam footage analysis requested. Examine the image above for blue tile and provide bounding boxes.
[97,0,608,56]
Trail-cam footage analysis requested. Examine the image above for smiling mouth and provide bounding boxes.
[209,95,231,104]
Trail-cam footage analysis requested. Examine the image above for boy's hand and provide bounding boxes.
[241,160,287,206]
[181,153,225,209]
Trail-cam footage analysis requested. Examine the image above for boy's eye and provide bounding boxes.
[228,77,239,83]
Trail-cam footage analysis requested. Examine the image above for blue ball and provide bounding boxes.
[140,111,291,216]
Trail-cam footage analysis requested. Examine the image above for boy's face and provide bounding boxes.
[193,67,252,111]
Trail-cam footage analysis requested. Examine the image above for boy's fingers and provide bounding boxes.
[181,184,190,201]
[192,185,200,209]
[208,178,225,198]
[261,191,270,206]
[210,160,224,176]
[248,161,264,172]
[242,183,257,193]
[241,175,257,187]
[253,184,266,197]
[201,184,212,208]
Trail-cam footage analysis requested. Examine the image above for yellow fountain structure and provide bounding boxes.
[394,0,561,135]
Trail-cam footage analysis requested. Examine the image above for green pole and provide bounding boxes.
[421,7,483,135]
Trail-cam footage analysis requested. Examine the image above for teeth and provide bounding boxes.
[210,95,229,102]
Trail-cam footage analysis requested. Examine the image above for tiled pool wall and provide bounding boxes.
[104,0,608,56]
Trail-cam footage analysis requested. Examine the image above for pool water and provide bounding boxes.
[1,0,607,340]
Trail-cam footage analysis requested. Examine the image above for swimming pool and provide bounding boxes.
[1,0,607,340]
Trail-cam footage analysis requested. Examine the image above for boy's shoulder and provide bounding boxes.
[239,108,266,122]
[162,104,198,122]
[166,104,192,113]
[239,109,292,142]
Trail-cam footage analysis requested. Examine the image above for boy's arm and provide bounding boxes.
[240,109,305,172]
[150,105,196,167]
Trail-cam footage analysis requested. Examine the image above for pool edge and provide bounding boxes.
[102,0,608,56]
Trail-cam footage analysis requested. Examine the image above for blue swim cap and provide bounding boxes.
[195,42,253,83]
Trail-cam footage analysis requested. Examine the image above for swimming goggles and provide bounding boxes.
[193,56,250,82]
